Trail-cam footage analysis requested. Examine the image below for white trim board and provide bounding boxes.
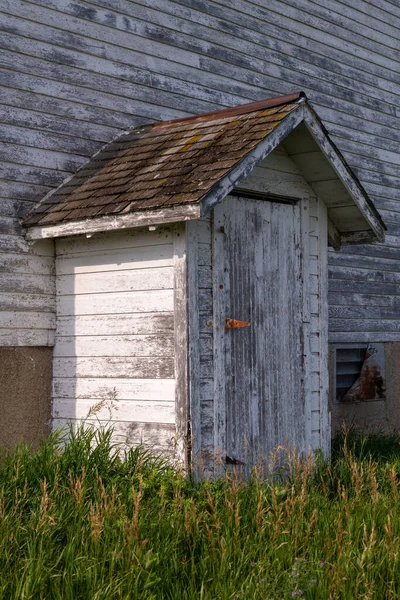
[26,205,201,241]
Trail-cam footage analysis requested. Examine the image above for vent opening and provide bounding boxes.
[334,344,385,403]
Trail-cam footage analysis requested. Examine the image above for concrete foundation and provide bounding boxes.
[0,347,52,449]
[329,342,400,434]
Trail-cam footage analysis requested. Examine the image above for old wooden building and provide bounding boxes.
[0,0,399,449]
[23,94,384,467]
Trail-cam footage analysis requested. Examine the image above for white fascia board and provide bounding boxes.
[25,204,201,240]
[303,104,385,242]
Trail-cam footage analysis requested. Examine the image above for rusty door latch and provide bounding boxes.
[225,319,251,329]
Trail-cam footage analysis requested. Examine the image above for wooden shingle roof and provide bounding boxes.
[24,91,385,246]
[24,93,304,227]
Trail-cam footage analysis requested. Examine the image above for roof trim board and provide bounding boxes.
[25,204,200,241]
[302,104,384,242]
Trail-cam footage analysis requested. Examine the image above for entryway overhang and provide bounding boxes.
[23,92,385,248]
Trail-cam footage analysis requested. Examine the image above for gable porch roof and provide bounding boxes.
[24,92,385,246]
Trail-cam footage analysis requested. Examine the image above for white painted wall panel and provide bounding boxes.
[54,228,177,452]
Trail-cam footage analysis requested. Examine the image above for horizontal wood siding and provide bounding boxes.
[53,227,178,454]
[1,0,399,344]
[0,236,55,345]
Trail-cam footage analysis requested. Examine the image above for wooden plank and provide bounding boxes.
[301,196,312,453]
[186,219,202,464]
[56,313,173,337]
[0,328,54,346]
[0,180,50,201]
[328,219,341,250]
[2,123,100,157]
[212,198,227,470]
[0,199,34,219]
[147,0,400,78]
[329,265,400,283]
[53,356,174,379]
[0,273,54,295]
[56,245,173,274]
[311,410,320,432]
[329,303,400,319]
[53,377,175,401]
[0,235,31,253]
[0,66,183,128]
[3,0,400,134]
[0,311,56,330]
[1,87,139,132]
[52,418,176,453]
[317,197,330,455]
[53,399,175,423]
[310,334,320,354]
[53,334,174,357]
[187,215,214,465]
[329,331,400,343]
[259,148,303,174]
[0,141,85,173]
[56,289,174,316]
[329,319,400,332]
[173,224,189,467]
[56,267,173,295]
[1,103,119,142]
[328,291,395,307]
[52,227,179,454]
[0,292,55,313]
[56,229,173,256]
[27,205,201,240]
[198,243,212,267]
[292,151,335,183]
[329,280,398,294]
[0,253,54,275]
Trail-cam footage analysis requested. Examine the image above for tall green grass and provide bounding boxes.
[1,425,400,599]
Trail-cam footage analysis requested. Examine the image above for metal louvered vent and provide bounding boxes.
[336,346,367,401]
[334,344,386,403]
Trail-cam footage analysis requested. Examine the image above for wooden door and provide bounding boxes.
[213,194,305,471]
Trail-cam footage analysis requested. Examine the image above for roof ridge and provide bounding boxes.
[151,91,306,130]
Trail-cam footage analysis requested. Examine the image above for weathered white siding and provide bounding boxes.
[188,147,329,458]
[52,227,178,454]
[1,0,399,343]
[0,238,56,345]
